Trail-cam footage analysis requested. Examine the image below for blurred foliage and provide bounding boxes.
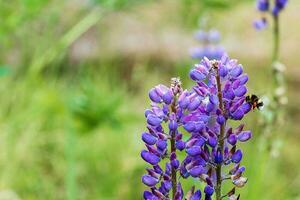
[69,78,123,132]
[0,0,298,200]
[179,0,253,28]
[93,0,149,10]
[0,0,50,44]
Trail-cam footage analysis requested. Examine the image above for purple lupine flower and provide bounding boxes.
[257,0,269,11]
[254,0,288,30]
[190,29,225,60]
[141,78,189,199]
[141,55,256,199]
[178,55,255,199]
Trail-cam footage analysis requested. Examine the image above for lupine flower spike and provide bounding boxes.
[182,55,253,200]
[142,55,257,200]
[142,78,187,200]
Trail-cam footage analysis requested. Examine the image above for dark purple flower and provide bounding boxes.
[232,149,243,163]
[257,0,269,11]
[186,146,202,156]
[142,56,255,199]
[189,165,206,177]
[190,68,207,82]
[142,133,157,145]
[142,175,159,187]
[214,149,223,164]
[149,88,162,103]
[254,0,288,30]
[143,191,159,200]
[147,114,162,126]
[174,183,183,200]
[157,140,167,151]
[169,120,178,131]
[228,134,237,145]
[184,121,196,132]
[176,140,186,151]
[231,108,244,120]
[204,185,214,196]
[141,150,160,165]
[191,190,202,200]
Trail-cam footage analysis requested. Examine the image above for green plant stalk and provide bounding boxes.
[29,8,104,76]
[215,61,225,200]
[65,125,77,200]
[271,14,285,124]
[272,15,279,63]
[170,97,177,199]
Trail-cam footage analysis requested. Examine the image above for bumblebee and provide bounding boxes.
[245,94,264,110]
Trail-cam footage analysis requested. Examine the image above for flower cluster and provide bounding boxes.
[190,29,225,60]
[181,56,252,199]
[141,78,186,200]
[141,55,255,200]
[254,0,288,30]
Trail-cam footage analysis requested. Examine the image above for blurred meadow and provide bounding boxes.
[0,0,300,199]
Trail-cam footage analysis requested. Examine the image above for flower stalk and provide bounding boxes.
[254,0,289,136]
[272,15,279,62]
[214,61,225,200]
[170,96,177,199]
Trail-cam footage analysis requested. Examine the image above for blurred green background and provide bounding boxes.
[0,0,299,199]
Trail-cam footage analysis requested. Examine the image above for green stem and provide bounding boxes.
[171,131,177,199]
[272,15,279,63]
[170,100,177,199]
[66,126,77,200]
[214,61,225,200]
[271,14,284,121]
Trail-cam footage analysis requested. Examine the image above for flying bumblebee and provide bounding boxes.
[245,94,264,110]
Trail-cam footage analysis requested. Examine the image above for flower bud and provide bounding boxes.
[149,88,162,103]
[176,140,185,151]
[156,140,167,151]
[230,64,243,77]
[142,175,159,187]
[189,166,205,177]
[184,121,196,132]
[190,190,202,200]
[231,108,244,120]
[231,149,243,163]
[237,131,252,142]
[169,120,178,131]
[214,149,223,164]
[186,146,202,156]
[204,185,214,196]
[234,86,247,97]
[142,132,157,145]
[141,150,161,165]
[147,114,162,126]
[227,134,237,145]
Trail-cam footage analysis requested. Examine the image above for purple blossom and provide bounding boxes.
[141,56,256,199]
[257,0,269,11]
[179,55,253,199]
[254,0,288,30]
[141,78,187,199]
